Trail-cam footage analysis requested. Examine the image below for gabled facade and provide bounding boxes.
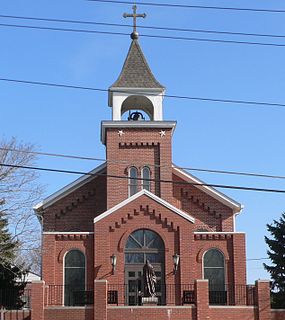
[31,11,277,320]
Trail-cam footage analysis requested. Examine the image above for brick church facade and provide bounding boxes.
[28,10,283,320]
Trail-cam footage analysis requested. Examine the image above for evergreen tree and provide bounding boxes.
[264,212,285,308]
[0,209,27,309]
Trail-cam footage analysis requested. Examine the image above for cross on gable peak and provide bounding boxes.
[123,4,146,40]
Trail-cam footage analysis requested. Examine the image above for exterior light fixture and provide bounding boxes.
[111,254,117,275]
[173,254,180,274]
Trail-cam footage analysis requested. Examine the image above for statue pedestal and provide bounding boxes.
[141,297,159,306]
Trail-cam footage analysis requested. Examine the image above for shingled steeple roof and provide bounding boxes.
[110,39,164,89]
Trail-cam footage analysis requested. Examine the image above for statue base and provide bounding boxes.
[142,296,159,306]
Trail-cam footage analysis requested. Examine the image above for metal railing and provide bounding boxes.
[209,284,256,306]
[46,285,93,306]
[0,288,31,309]
[107,284,195,306]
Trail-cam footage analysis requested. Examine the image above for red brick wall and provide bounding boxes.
[94,194,244,287]
[107,307,194,320]
[209,307,256,319]
[105,127,173,209]
[271,310,285,320]
[44,307,93,320]
[43,174,107,232]
[42,234,94,288]
[172,173,234,232]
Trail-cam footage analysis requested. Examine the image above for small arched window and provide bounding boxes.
[64,250,85,306]
[142,166,151,191]
[203,249,225,291]
[129,167,138,197]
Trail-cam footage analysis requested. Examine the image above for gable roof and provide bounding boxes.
[172,166,243,213]
[33,162,106,211]
[94,189,195,224]
[110,40,164,89]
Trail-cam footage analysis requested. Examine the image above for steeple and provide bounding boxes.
[108,5,165,121]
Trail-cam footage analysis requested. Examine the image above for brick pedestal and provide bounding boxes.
[195,279,209,320]
[256,280,271,320]
[31,280,45,320]
[94,280,107,320]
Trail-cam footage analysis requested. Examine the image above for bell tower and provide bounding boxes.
[102,6,176,209]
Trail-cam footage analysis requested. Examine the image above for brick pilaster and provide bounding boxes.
[94,280,107,320]
[195,279,209,320]
[256,280,271,320]
[31,280,45,320]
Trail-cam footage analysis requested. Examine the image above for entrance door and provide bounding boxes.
[124,229,165,306]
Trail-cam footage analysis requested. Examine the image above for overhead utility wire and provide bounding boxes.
[2,77,285,109]
[1,162,285,194]
[88,0,285,14]
[2,147,285,181]
[1,14,285,39]
[1,22,285,48]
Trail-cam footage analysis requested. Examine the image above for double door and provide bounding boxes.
[125,264,165,305]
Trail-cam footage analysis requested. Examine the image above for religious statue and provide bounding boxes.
[143,260,157,297]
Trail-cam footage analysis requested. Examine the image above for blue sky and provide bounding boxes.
[1,0,285,283]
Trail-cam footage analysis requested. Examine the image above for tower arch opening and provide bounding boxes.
[121,95,154,120]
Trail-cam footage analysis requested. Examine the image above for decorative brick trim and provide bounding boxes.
[197,245,230,263]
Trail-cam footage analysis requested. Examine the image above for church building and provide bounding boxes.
[31,6,278,320]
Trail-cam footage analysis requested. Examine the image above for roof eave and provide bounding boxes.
[33,162,107,212]
[172,165,243,213]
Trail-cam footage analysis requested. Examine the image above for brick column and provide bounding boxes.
[256,280,271,320]
[195,279,209,320]
[94,280,108,320]
[31,280,45,320]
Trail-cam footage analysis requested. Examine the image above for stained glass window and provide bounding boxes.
[129,167,138,196]
[204,249,225,291]
[64,250,85,306]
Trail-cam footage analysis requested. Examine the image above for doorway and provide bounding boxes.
[124,229,165,305]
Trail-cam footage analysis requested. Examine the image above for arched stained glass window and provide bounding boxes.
[64,250,85,306]
[142,166,151,191]
[129,167,138,196]
[203,249,225,291]
[125,229,164,264]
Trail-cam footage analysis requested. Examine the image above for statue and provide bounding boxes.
[143,260,157,297]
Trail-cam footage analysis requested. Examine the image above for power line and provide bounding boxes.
[247,258,270,261]
[2,147,285,181]
[1,14,285,40]
[2,77,285,109]
[1,22,285,48]
[1,162,285,194]
[87,0,285,14]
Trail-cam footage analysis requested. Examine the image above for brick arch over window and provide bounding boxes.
[58,247,86,264]
[118,225,171,253]
[197,245,229,263]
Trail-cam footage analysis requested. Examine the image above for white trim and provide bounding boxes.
[34,163,106,211]
[101,121,176,144]
[43,232,94,235]
[94,189,195,224]
[194,232,245,235]
[172,166,243,213]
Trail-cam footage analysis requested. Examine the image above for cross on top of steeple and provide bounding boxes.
[123,5,146,40]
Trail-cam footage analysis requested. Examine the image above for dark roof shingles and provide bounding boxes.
[110,40,164,89]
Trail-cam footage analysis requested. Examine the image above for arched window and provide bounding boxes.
[64,250,85,306]
[125,229,164,264]
[142,166,151,191]
[203,249,225,291]
[129,167,138,197]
